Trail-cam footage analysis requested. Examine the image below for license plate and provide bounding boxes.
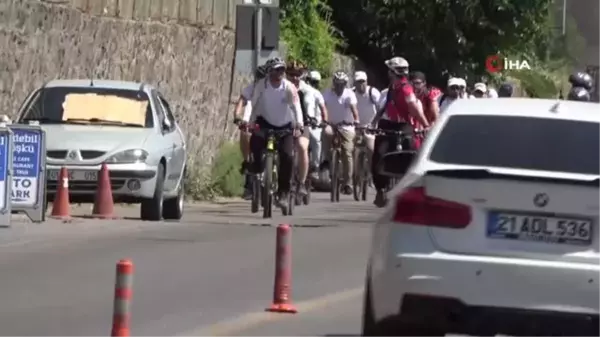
[487,212,592,246]
[47,169,98,182]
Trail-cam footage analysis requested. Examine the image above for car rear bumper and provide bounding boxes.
[370,251,599,335]
[45,163,157,199]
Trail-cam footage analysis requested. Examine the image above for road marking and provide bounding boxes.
[178,287,363,336]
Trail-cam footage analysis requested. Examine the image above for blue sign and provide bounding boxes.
[11,130,41,206]
[0,133,8,210]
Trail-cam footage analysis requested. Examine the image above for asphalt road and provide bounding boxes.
[0,193,376,336]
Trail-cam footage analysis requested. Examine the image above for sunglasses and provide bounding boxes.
[449,85,465,90]
[286,71,303,77]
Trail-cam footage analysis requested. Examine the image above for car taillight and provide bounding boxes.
[393,187,471,228]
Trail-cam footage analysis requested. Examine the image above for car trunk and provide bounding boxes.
[423,169,599,264]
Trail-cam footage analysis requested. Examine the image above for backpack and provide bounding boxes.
[297,88,310,123]
[353,86,377,106]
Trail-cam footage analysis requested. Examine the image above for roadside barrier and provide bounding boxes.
[265,224,297,313]
[89,163,117,219]
[50,166,71,220]
[111,259,134,337]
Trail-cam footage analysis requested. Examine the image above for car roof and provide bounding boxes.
[442,98,600,123]
[44,79,156,91]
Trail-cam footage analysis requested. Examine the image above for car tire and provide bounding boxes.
[140,163,165,221]
[362,279,387,336]
[163,175,184,220]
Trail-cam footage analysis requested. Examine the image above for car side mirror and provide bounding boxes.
[162,119,172,131]
[377,151,416,177]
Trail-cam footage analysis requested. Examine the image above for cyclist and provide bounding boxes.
[305,70,329,180]
[353,71,380,159]
[438,77,467,112]
[470,82,489,98]
[242,57,304,209]
[233,64,268,199]
[369,56,429,207]
[409,71,441,125]
[498,82,514,97]
[285,60,329,196]
[322,71,360,195]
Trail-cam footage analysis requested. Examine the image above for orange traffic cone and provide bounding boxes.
[111,259,134,337]
[89,163,117,219]
[50,167,71,220]
[265,224,297,313]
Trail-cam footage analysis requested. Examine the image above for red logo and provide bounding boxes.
[485,55,503,73]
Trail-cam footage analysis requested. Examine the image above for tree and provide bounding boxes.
[327,0,554,88]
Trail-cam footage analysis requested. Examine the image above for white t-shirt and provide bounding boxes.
[354,86,381,126]
[248,79,303,127]
[298,80,325,123]
[323,88,357,125]
[241,83,255,121]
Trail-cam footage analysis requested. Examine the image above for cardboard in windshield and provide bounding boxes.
[61,93,147,126]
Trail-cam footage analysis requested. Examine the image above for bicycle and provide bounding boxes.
[327,121,355,203]
[352,126,370,202]
[369,128,426,191]
[245,124,296,218]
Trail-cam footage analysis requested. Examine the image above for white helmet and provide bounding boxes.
[307,70,322,81]
[332,71,349,83]
[385,57,409,75]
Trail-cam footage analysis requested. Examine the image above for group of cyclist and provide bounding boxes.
[232,55,597,214]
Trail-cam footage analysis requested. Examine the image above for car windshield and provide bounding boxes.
[17,86,154,128]
[429,115,599,175]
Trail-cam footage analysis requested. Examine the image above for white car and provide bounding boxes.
[363,98,599,336]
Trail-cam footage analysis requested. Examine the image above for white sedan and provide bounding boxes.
[363,98,599,336]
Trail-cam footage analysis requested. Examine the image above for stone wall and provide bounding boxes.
[0,0,358,169]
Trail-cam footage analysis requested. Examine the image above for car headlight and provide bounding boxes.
[105,149,148,164]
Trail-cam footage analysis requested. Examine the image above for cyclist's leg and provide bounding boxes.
[308,127,322,174]
[276,131,295,196]
[339,127,355,192]
[240,130,253,197]
[249,118,268,175]
[372,120,395,205]
[295,130,310,194]
[321,125,334,170]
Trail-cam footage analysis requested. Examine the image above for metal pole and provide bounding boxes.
[253,0,263,73]
[561,0,567,36]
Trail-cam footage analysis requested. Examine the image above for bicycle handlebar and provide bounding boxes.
[363,128,427,137]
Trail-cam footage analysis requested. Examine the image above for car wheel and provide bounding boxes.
[163,175,184,220]
[140,163,165,221]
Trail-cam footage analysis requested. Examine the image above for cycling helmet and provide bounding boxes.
[498,83,513,97]
[385,56,409,76]
[307,70,322,82]
[254,64,268,79]
[567,86,591,101]
[286,59,307,76]
[266,57,286,71]
[568,71,593,90]
[332,71,349,84]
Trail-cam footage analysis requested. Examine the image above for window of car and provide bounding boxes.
[18,86,154,128]
[158,95,176,128]
[429,115,599,175]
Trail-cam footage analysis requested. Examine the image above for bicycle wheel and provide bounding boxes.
[361,154,369,201]
[330,150,338,203]
[353,151,364,201]
[335,156,341,202]
[285,189,294,216]
[263,154,274,219]
[250,175,260,213]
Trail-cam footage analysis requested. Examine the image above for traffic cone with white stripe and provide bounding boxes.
[50,167,71,220]
[89,163,117,219]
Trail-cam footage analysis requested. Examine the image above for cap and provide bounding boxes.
[447,77,466,87]
[474,82,487,92]
[354,71,367,81]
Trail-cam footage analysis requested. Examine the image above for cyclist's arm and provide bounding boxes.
[348,91,360,123]
[400,86,429,127]
[244,80,263,123]
[315,91,328,122]
[286,82,304,127]
[234,84,253,120]
[428,95,440,124]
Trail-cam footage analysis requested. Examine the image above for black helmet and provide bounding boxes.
[567,86,591,101]
[255,64,267,79]
[498,83,514,97]
[568,71,593,90]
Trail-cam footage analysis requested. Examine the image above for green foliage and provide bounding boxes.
[185,142,243,201]
[280,0,341,76]
[327,0,556,87]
